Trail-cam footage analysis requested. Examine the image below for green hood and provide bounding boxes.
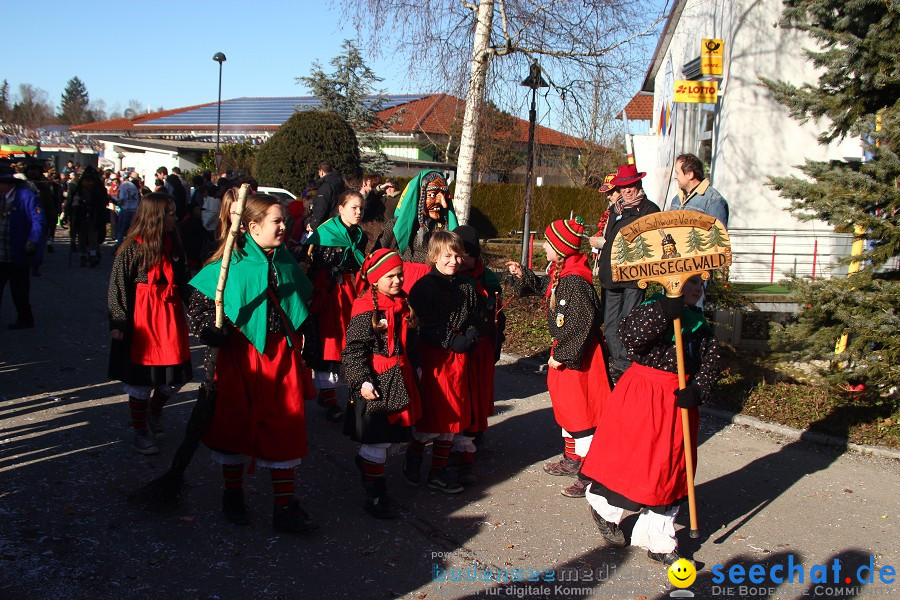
[392,169,459,254]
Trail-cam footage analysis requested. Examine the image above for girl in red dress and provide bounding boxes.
[406,231,479,494]
[581,274,721,565]
[306,190,367,422]
[505,218,609,498]
[341,249,422,518]
[188,193,317,534]
[108,193,192,456]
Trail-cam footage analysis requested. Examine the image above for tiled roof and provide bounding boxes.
[617,92,654,120]
[72,94,587,149]
[378,94,586,149]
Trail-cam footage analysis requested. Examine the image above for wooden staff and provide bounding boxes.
[671,298,700,538]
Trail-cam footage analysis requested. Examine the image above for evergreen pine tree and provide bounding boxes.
[704,223,727,251]
[612,235,635,264]
[685,227,707,254]
[297,40,392,176]
[760,1,899,395]
[58,76,90,125]
[631,235,655,260]
[0,80,9,122]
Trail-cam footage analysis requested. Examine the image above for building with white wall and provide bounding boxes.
[629,0,862,282]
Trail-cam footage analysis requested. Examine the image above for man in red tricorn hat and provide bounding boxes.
[595,163,660,384]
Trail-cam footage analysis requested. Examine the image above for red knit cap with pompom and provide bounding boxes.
[361,249,404,285]
[544,217,585,257]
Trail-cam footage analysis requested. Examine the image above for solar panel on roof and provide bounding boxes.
[141,95,428,127]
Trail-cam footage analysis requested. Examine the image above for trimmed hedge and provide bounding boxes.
[466,182,609,238]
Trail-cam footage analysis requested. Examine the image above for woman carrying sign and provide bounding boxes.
[581,274,721,565]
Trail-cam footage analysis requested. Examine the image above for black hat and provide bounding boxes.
[0,162,19,184]
[454,224,481,258]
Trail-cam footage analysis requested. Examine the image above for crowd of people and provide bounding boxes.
[0,152,729,567]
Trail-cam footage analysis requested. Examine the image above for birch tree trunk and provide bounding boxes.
[454,0,495,225]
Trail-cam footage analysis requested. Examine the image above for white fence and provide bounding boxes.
[726,228,856,283]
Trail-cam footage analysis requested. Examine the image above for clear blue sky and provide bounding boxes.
[3,0,413,115]
[5,0,666,132]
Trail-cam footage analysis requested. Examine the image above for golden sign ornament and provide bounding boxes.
[674,80,719,104]
[610,212,731,296]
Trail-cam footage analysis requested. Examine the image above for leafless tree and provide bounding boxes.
[340,0,669,223]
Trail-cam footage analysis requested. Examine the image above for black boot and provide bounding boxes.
[273,498,318,534]
[222,489,250,526]
[363,478,396,520]
[403,451,424,486]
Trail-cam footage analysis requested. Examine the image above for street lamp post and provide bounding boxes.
[520,61,549,266]
[213,52,227,160]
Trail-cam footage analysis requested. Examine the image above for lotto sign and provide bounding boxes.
[701,38,724,75]
[674,80,719,104]
[610,212,731,296]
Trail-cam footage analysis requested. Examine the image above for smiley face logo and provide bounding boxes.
[667,558,696,588]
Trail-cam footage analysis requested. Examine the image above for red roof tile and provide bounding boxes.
[71,102,217,132]
[617,92,654,121]
[378,94,586,149]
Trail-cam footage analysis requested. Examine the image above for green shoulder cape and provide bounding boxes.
[307,217,365,267]
[392,169,459,254]
[189,236,313,354]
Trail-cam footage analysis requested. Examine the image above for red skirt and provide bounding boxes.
[467,336,496,433]
[581,363,698,507]
[311,270,357,361]
[416,344,472,434]
[546,337,609,433]
[204,329,311,462]
[372,353,423,427]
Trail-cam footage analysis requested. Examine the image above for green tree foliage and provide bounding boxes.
[58,76,90,125]
[631,235,655,260]
[198,142,258,178]
[612,235,635,265]
[705,223,727,250]
[254,111,360,193]
[0,80,9,121]
[760,0,900,395]
[685,228,707,254]
[297,40,391,175]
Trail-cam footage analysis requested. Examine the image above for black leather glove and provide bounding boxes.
[658,295,684,320]
[450,326,480,353]
[24,241,37,256]
[199,325,226,348]
[674,385,702,409]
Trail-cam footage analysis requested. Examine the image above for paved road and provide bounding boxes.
[1,237,898,599]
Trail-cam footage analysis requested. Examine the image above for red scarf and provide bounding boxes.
[350,290,410,356]
[136,234,177,301]
[544,253,593,300]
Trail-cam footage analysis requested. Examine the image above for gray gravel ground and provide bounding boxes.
[1,237,898,600]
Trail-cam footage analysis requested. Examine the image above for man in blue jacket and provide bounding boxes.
[668,153,729,226]
[0,163,45,329]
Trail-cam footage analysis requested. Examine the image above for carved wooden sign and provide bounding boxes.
[610,212,731,296]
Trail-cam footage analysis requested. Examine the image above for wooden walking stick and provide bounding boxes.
[610,211,732,538]
[128,183,250,509]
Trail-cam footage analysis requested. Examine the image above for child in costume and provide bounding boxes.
[406,230,478,494]
[452,225,505,485]
[505,218,609,498]
[376,170,458,291]
[306,190,367,422]
[581,274,721,565]
[341,249,422,519]
[188,193,318,534]
[108,193,193,455]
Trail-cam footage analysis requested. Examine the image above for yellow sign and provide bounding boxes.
[610,212,731,296]
[674,80,718,104]
[701,38,724,75]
